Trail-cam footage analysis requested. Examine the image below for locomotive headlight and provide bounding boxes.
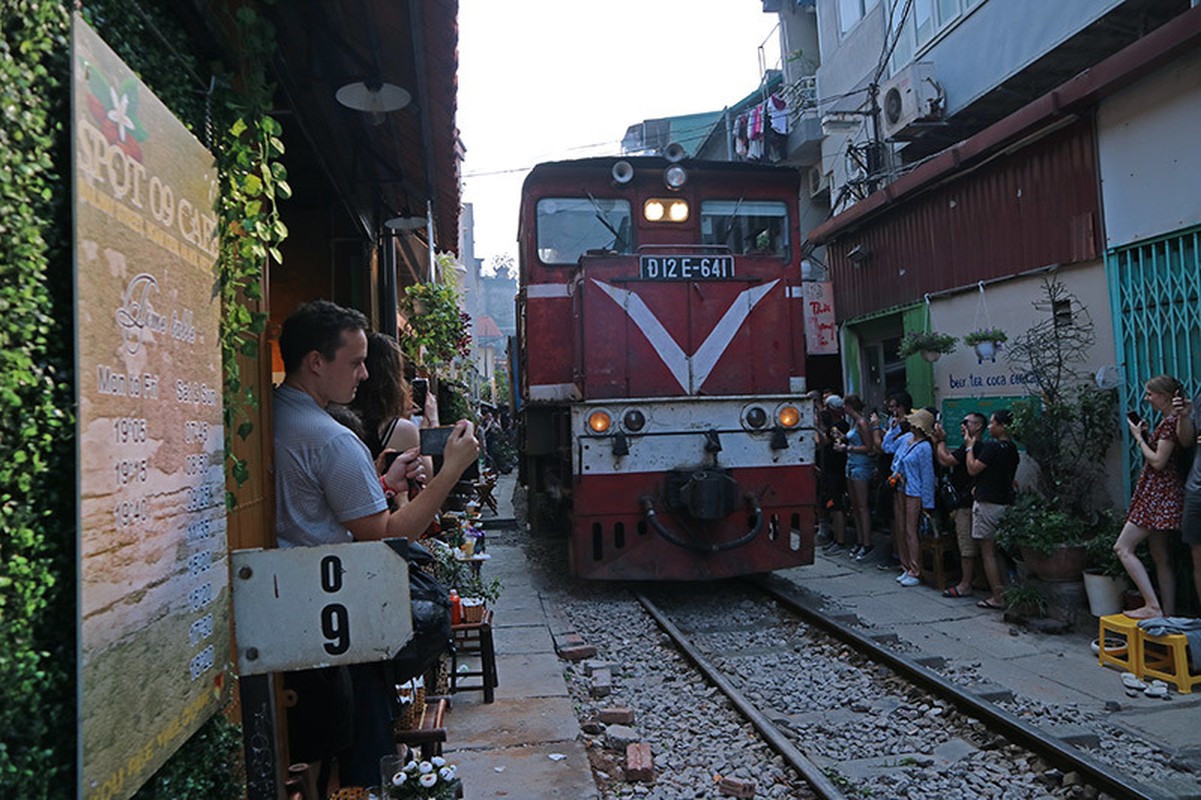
[587,410,612,434]
[644,198,689,223]
[663,164,687,190]
[623,409,646,432]
[777,405,801,428]
[744,406,768,429]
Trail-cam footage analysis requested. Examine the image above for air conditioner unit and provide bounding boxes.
[878,62,942,141]
[807,166,830,199]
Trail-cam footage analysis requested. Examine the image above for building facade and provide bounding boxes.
[777,0,1200,506]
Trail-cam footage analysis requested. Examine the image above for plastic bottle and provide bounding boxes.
[449,589,462,625]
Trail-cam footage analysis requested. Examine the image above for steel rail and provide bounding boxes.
[634,591,848,800]
[752,575,1164,800]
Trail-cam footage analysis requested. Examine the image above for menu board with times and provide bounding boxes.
[73,16,230,800]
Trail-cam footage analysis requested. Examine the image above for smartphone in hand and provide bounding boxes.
[1126,411,1141,425]
[419,425,456,455]
[410,377,429,411]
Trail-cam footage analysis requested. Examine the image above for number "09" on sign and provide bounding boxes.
[320,555,350,656]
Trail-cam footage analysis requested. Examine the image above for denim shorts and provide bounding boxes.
[846,464,873,482]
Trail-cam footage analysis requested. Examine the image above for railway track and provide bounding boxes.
[633,580,1163,800]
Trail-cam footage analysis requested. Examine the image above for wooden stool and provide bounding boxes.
[474,474,498,514]
[1097,614,1141,675]
[1140,629,1201,694]
[394,696,449,759]
[918,534,959,591]
[450,609,498,703]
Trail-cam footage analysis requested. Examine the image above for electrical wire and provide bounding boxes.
[874,0,914,87]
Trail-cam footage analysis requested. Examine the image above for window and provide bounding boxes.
[913,0,935,44]
[936,0,959,26]
[1053,298,1073,328]
[700,200,790,257]
[887,1,914,71]
[888,0,976,72]
[535,198,633,265]
[838,0,880,35]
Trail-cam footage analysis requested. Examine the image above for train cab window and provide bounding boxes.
[536,197,633,265]
[699,200,789,257]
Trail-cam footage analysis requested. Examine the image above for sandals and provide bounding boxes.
[977,598,1004,610]
[942,586,971,598]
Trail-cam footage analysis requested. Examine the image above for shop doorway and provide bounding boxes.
[848,313,906,415]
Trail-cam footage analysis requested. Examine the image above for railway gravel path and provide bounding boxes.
[517,523,1195,799]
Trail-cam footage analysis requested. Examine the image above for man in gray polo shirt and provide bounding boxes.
[275,300,478,546]
[274,299,478,789]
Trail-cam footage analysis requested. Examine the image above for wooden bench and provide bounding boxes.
[394,696,449,760]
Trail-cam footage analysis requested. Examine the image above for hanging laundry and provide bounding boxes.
[749,104,764,141]
[769,93,788,135]
[734,112,749,159]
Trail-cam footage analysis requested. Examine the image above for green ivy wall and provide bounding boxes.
[1,2,283,797]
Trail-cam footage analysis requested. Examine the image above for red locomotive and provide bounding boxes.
[515,153,816,580]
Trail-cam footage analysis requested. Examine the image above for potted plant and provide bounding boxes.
[401,280,472,368]
[380,754,461,799]
[1081,511,1130,616]
[1002,581,1048,618]
[897,330,958,362]
[1006,279,1118,517]
[963,327,1008,363]
[995,492,1088,582]
[431,539,503,608]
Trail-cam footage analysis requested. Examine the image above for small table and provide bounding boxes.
[453,550,490,578]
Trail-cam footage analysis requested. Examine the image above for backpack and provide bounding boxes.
[390,541,453,682]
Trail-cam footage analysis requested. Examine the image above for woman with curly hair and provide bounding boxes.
[348,331,432,459]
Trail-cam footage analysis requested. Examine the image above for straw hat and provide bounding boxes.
[906,409,936,438]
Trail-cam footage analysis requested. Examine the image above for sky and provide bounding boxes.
[457,1,781,273]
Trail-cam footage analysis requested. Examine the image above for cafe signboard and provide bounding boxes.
[73,16,228,800]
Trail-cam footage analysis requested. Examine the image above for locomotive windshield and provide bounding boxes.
[700,200,789,258]
[536,197,633,265]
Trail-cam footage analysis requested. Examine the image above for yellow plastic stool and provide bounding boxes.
[1140,630,1201,694]
[1097,614,1141,675]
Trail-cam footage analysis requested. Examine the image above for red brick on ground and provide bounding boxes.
[598,706,634,724]
[557,643,597,661]
[625,742,653,782]
[719,776,755,798]
[554,632,586,649]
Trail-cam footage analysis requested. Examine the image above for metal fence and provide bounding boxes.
[1106,225,1201,495]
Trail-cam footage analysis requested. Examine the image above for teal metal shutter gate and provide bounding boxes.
[1106,225,1201,496]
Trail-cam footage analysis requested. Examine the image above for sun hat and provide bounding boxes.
[905,408,935,437]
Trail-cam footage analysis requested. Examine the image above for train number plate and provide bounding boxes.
[639,255,735,281]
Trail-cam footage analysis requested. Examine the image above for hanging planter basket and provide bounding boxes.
[898,331,957,360]
[964,329,1007,364]
[973,340,999,362]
